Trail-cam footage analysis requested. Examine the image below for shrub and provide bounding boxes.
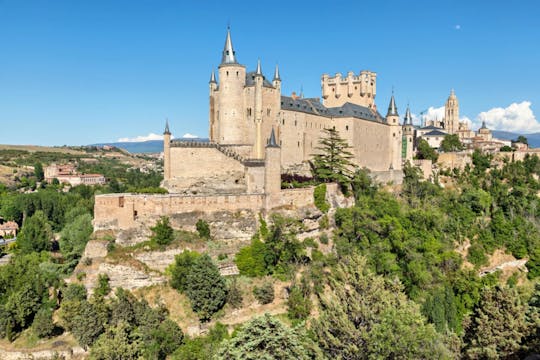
[95,274,111,297]
[185,254,228,321]
[82,257,92,266]
[253,281,274,304]
[319,233,329,245]
[196,219,211,240]
[227,278,243,309]
[319,214,329,229]
[151,216,175,246]
[287,284,312,322]
[169,250,201,292]
[314,184,330,213]
[235,238,269,277]
[32,307,55,338]
[467,242,488,267]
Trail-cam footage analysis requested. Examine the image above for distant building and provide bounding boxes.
[44,163,106,186]
[0,221,18,238]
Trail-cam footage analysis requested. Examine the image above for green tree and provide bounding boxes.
[151,216,174,246]
[195,219,211,240]
[34,162,44,182]
[95,274,111,297]
[416,138,439,162]
[313,183,330,213]
[439,134,464,152]
[32,307,55,338]
[185,254,227,321]
[60,213,93,270]
[516,135,528,145]
[169,250,200,292]
[16,210,52,254]
[287,281,312,322]
[226,278,243,309]
[253,281,274,305]
[90,322,143,360]
[216,314,322,360]
[463,285,530,359]
[71,300,106,349]
[311,128,355,188]
[234,238,269,277]
[311,255,454,359]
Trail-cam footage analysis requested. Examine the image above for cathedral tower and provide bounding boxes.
[444,89,459,134]
[214,27,247,144]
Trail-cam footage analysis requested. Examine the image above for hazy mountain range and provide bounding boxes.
[93,132,540,154]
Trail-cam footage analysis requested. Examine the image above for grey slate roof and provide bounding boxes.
[420,125,442,130]
[423,130,447,136]
[280,96,385,123]
[245,72,274,88]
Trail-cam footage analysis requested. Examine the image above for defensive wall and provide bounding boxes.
[94,185,322,232]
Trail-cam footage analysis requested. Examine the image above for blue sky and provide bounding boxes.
[1,0,539,145]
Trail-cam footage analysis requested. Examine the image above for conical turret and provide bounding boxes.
[267,128,279,148]
[163,119,171,135]
[221,27,237,64]
[209,68,216,83]
[255,59,262,76]
[273,64,280,81]
[404,105,413,125]
[387,94,399,117]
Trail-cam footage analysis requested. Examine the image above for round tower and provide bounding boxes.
[402,105,414,164]
[209,69,218,142]
[217,27,247,145]
[386,93,403,170]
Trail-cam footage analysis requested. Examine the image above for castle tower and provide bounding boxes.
[254,59,264,159]
[264,128,281,198]
[444,89,459,134]
[163,120,171,181]
[402,105,414,164]
[209,69,217,141]
[215,27,247,144]
[386,94,402,170]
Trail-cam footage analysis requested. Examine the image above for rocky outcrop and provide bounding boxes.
[96,263,166,291]
[0,346,86,360]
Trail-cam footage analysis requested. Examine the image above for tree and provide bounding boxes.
[169,250,200,292]
[234,238,269,277]
[185,254,227,321]
[95,274,111,297]
[195,219,211,240]
[516,135,528,145]
[311,128,355,188]
[34,162,44,182]
[90,322,143,360]
[311,255,454,359]
[71,300,106,349]
[32,307,55,338]
[216,314,322,360]
[416,138,439,162]
[59,213,93,270]
[463,285,530,359]
[151,216,174,246]
[17,210,52,254]
[440,134,464,152]
[253,281,274,305]
[226,278,243,309]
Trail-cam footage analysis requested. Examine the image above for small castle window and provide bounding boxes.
[267,109,271,116]
[298,141,300,147]
[295,120,297,126]
[280,140,282,146]
[226,71,229,76]
[346,125,349,131]
[282,119,285,125]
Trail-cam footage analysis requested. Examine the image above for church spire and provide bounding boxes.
[209,68,216,83]
[221,26,237,64]
[163,119,171,135]
[273,64,280,81]
[256,58,262,76]
[387,93,398,117]
[404,104,413,125]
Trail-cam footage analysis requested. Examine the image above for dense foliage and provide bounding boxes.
[311,128,355,189]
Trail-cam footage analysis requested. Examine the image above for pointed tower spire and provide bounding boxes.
[273,64,280,81]
[481,120,487,129]
[209,68,216,83]
[163,119,171,135]
[404,104,413,125]
[267,128,279,147]
[387,93,398,117]
[221,26,237,64]
[256,58,262,76]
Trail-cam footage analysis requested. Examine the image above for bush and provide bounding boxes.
[235,238,269,277]
[32,307,55,338]
[185,254,228,321]
[169,250,201,292]
[151,216,175,246]
[319,233,329,245]
[319,214,329,229]
[253,281,274,304]
[314,184,330,213]
[467,242,488,267]
[227,278,243,309]
[196,219,211,240]
[287,284,312,322]
[95,274,111,297]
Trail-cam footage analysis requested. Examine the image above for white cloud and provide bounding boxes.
[414,106,445,126]
[182,133,199,139]
[460,116,473,128]
[117,133,167,142]
[476,101,540,133]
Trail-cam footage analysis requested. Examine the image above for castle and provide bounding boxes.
[94,28,408,233]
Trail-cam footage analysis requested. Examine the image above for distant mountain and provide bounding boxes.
[492,131,540,148]
[92,138,209,154]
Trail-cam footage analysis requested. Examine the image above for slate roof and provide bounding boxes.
[280,96,385,123]
[245,72,274,88]
[420,125,443,130]
[423,130,448,136]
